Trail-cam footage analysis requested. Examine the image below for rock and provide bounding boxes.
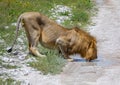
[50,5,72,24]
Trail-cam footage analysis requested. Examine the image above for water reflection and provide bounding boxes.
[94,56,116,67]
[71,55,116,67]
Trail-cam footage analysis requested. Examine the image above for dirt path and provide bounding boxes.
[61,0,120,85]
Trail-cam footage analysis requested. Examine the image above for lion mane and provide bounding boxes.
[56,27,97,61]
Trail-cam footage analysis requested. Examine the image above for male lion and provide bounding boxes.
[56,27,97,61]
[7,12,97,61]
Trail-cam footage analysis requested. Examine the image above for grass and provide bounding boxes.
[1,63,18,69]
[0,0,95,75]
[0,58,18,69]
[28,46,66,75]
[0,78,21,85]
[0,0,95,27]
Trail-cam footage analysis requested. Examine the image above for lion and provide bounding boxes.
[56,27,97,61]
[7,12,97,61]
[7,12,70,57]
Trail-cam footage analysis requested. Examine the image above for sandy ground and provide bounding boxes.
[60,0,120,85]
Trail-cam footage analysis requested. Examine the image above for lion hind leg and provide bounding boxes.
[29,33,46,57]
[25,24,46,57]
[29,47,46,57]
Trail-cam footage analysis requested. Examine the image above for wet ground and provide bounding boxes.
[61,0,120,85]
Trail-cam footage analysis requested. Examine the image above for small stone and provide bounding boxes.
[13,51,19,55]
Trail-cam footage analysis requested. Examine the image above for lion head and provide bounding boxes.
[56,27,97,61]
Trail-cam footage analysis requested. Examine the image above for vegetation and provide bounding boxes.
[0,58,18,69]
[28,47,65,75]
[0,0,95,75]
[0,0,95,28]
[0,78,21,85]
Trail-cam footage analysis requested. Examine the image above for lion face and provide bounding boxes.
[85,40,97,61]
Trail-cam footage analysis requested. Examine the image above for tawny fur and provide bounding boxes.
[56,27,97,61]
[9,12,97,61]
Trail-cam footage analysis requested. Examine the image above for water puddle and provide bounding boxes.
[93,56,116,67]
[70,55,118,67]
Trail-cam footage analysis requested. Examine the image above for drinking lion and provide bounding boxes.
[7,12,97,61]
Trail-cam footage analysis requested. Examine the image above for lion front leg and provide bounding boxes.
[58,45,74,62]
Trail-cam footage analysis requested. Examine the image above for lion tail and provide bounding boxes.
[7,15,22,53]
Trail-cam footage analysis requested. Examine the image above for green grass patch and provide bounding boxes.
[1,63,18,69]
[0,78,21,85]
[70,0,95,27]
[0,0,95,28]
[28,46,66,75]
[0,59,17,69]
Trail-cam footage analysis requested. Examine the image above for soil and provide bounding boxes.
[61,0,120,85]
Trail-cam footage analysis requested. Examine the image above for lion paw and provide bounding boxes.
[39,54,46,58]
[67,59,74,62]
